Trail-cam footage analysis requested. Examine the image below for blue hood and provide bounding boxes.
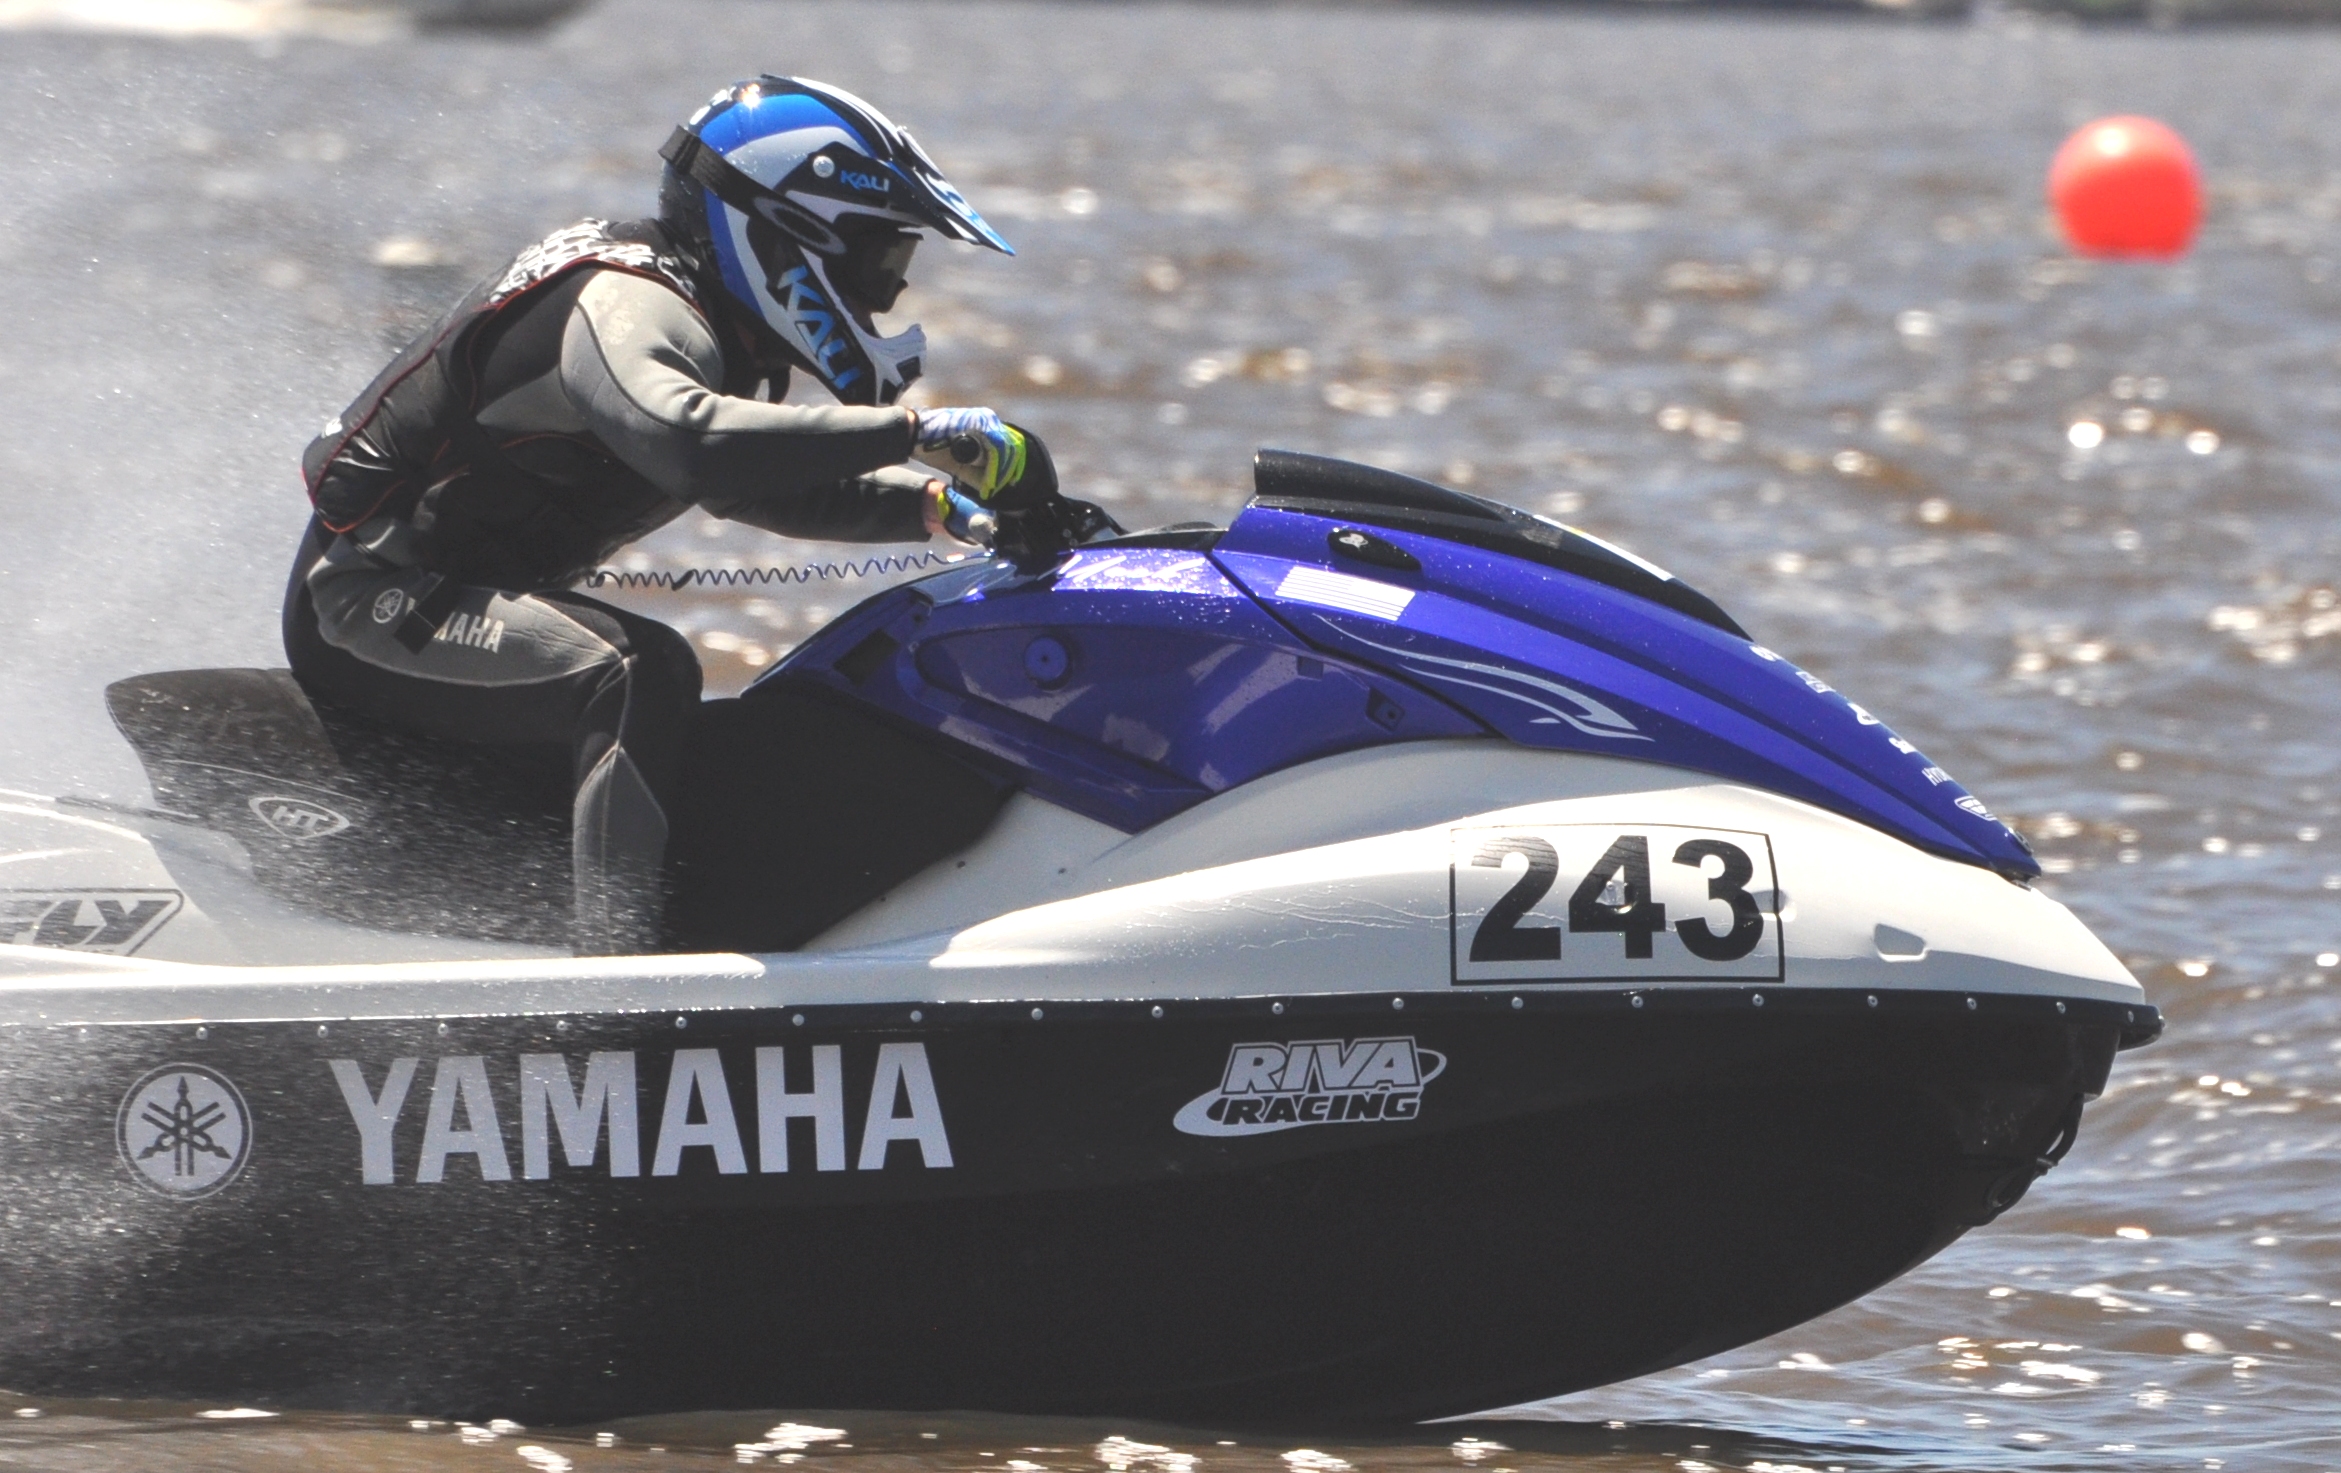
[1211,453,2037,878]
[765,451,2038,880]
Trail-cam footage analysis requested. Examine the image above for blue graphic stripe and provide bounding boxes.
[699,90,852,154]
[703,186,760,305]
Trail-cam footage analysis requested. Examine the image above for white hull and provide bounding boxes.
[3,743,2139,1024]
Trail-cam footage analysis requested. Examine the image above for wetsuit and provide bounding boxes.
[284,219,936,953]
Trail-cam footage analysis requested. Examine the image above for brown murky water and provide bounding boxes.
[2,0,2340,1467]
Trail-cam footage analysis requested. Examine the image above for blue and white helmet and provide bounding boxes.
[658,77,1011,406]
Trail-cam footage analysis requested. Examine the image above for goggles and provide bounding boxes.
[830,228,919,314]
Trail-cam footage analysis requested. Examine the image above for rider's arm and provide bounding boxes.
[705,464,955,542]
[559,269,930,541]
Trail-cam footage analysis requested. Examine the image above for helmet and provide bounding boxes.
[658,77,1012,405]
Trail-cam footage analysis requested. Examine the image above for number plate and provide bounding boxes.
[1449,824,1783,983]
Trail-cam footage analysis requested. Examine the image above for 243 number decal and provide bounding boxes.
[1452,825,1780,983]
[1466,836,1561,962]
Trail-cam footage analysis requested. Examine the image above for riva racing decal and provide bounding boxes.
[325,1043,950,1185]
[1174,1037,1445,1138]
[1,889,182,954]
[117,1063,252,1199]
[1450,824,1783,984]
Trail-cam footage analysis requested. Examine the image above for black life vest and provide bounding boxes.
[301,219,720,592]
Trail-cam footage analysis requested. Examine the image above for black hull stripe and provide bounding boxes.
[27,985,2161,1050]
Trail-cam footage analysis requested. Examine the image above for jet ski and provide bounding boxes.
[0,450,2158,1426]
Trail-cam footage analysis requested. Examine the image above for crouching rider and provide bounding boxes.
[284,75,1037,954]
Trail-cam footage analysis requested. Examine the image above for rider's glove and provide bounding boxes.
[930,482,997,547]
[910,407,1030,502]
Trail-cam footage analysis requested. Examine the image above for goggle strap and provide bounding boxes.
[660,127,773,223]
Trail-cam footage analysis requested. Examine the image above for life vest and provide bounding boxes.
[301,219,716,591]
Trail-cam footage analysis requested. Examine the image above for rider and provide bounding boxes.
[284,76,1037,954]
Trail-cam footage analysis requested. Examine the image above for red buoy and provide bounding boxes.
[2049,116,2201,259]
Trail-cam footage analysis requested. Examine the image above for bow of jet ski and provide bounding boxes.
[0,450,2157,1426]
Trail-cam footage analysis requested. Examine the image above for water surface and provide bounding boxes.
[1,1,2338,1467]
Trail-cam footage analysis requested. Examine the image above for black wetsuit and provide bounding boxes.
[284,219,936,952]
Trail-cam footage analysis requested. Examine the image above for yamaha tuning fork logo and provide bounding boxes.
[117,1064,252,1199]
[1174,1037,1445,1138]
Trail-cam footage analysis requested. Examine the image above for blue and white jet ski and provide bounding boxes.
[0,451,2157,1425]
